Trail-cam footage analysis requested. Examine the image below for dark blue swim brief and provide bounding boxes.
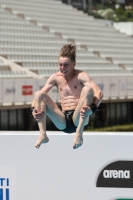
[62,110,77,133]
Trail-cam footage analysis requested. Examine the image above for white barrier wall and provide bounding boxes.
[0,132,133,200]
[127,78,133,96]
[0,76,133,105]
[2,79,15,104]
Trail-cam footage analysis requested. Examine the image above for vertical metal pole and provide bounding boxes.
[115,102,117,125]
[101,0,104,7]
[132,21,133,36]
[8,110,10,130]
[83,0,86,10]
[68,0,71,5]
[109,102,111,127]
[120,102,122,125]
[16,109,19,130]
[88,0,92,14]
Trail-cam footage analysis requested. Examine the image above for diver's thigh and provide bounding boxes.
[47,108,66,130]
[41,93,66,130]
[72,108,89,127]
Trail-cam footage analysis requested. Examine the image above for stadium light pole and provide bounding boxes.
[83,0,86,10]
[88,0,92,14]
[68,0,71,5]
[132,21,133,37]
[101,0,104,7]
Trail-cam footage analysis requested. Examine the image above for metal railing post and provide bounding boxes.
[83,0,86,10]
[68,0,71,5]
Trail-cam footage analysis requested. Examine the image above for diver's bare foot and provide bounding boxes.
[73,133,83,150]
[35,134,49,149]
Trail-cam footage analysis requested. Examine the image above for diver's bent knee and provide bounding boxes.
[34,91,41,98]
[34,91,47,100]
[81,86,93,97]
[82,85,92,92]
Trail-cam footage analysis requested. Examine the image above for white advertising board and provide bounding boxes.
[14,79,25,103]
[102,77,111,98]
[93,77,103,92]
[2,79,15,104]
[127,77,133,96]
[118,77,127,97]
[36,79,47,91]
[0,132,133,200]
[0,79,2,104]
[110,77,119,98]
[0,76,133,105]
[23,79,36,102]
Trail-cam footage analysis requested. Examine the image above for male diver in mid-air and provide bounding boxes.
[31,44,103,149]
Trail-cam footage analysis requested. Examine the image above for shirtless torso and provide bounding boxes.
[53,70,83,112]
